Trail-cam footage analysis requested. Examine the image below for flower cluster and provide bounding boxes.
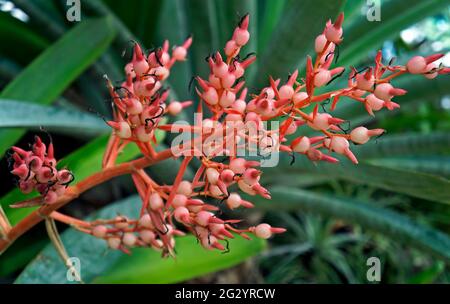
[9,136,73,204]
[102,37,193,167]
[9,13,449,258]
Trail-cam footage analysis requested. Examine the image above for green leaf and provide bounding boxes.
[407,261,445,284]
[0,99,108,136]
[253,187,450,260]
[15,195,265,283]
[339,0,450,67]
[252,0,344,85]
[257,0,286,55]
[367,156,450,179]
[95,235,265,284]
[272,156,450,204]
[352,132,450,159]
[0,17,116,157]
[0,11,49,64]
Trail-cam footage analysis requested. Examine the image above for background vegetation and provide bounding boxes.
[0,0,450,283]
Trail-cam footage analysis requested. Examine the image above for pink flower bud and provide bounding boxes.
[220,169,235,183]
[108,237,121,249]
[291,136,310,153]
[172,194,187,208]
[206,168,220,184]
[135,126,152,142]
[139,230,155,244]
[324,13,344,44]
[167,101,183,115]
[224,40,239,57]
[92,225,108,238]
[122,232,137,247]
[19,181,34,194]
[174,206,191,223]
[57,169,72,184]
[221,72,236,89]
[406,56,427,74]
[149,192,164,210]
[177,180,192,196]
[279,85,295,100]
[350,127,385,144]
[114,216,129,229]
[315,34,328,53]
[44,191,58,204]
[107,121,132,139]
[139,214,154,229]
[196,211,214,226]
[36,166,54,183]
[11,163,30,179]
[242,168,260,186]
[254,223,272,239]
[219,90,236,107]
[202,87,219,105]
[314,69,331,87]
[172,46,187,61]
[355,68,374,91]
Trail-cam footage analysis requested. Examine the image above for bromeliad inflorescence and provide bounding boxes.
[5,13,449,258]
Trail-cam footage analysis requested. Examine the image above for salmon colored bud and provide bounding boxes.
[107,121,132,139]
[254,223,272,239]
[122,233,137,247]
[177,180,192,196]
[172,46,187,61]
[279,84,295,100]
[219,90,236,107]
[356,68,374,90]
[149,192,164,210]
[291,136,310,153]
[195,211,213,226]
[174,206,191,223]
[92,225,108,238]
[44,191,58,204]
[314,69,331,87]
[202,87,219,105]
[406,56,427,74]
[324,13,344,43]
[206,168,220,184]
[315,34,328,53]
[224,40,239,57]
[135,126,152,142]
[243,168,260,186]
[139,214,154,229]
[172,194,187,208]
[108,237,121,250]
[139,230,155,244]
[220,169,235,183]
[167,101,183,115]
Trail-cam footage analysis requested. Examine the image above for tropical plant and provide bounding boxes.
[0,0,449,284]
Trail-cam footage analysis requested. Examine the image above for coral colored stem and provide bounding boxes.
[0,148,174,254]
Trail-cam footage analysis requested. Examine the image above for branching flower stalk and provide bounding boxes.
[1,13,449,257]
